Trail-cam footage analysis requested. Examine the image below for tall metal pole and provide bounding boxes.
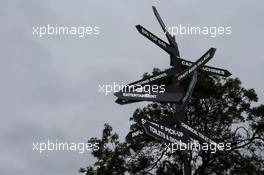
[182,151,191,175]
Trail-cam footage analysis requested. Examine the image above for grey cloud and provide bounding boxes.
[1,0,263,174]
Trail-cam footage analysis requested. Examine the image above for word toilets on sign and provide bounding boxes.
[113,6,231,175]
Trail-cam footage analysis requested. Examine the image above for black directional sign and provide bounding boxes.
[133,115,217,145]
[136,25,175,56]
[132,115,217,145]
[175,48,216,82]
[179,58,231,77]
[114,85,185,105]
[180,122,217,145]
[136,24,182,67]
[114,91,184,103]
[134,115,188,143]
[125,68,176,87]
[126,129,146,142]
[115,68,178,96]
[126,115,155,142]
[115,98,140,105]
[142,120,188,144]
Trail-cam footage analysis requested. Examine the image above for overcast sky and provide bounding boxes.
[1,0,264,174]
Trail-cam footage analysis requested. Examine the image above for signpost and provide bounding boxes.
[114,6,231,175]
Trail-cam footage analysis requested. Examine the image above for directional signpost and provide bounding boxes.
[114,6,231,175]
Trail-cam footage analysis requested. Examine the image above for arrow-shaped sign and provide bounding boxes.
[114,85,185,105]
[126,115,156,142]
[180,122,217,145]
[179,58,231,77]
[134,115,188,143]
[134,114,217,144]
[115,68,177,94]
[136,24,183,67]
[175,48,216,82]
[132,115,218,145]
[114,91,184,103]
[126,121,218,145]
[126,128,146,142]
[136,25,175,56]
[142,120,188,144]
[115,98,141,105]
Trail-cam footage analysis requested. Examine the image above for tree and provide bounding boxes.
[80,68,264,175]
